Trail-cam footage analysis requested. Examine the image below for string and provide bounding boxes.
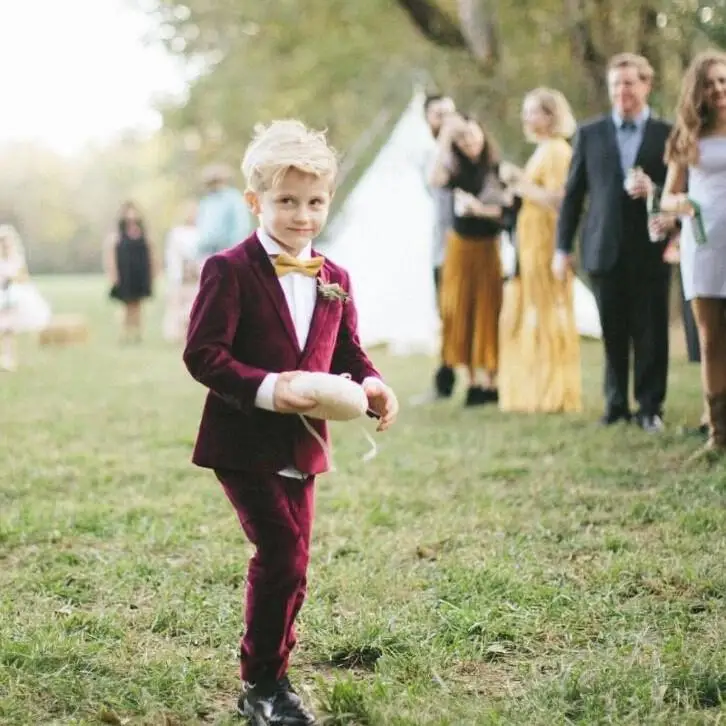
[297,412,378,473]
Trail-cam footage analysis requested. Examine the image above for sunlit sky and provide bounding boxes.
[0,0,186,154]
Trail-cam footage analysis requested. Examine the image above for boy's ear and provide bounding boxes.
[244,189,261,215]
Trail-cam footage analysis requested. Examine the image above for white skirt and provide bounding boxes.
[0,282,52,332]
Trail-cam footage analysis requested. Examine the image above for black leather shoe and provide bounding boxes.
[238,676,316,725]
[434,365,455,398]
[465,386,498,406]
[636,412,665,433]
[599,410,631,426]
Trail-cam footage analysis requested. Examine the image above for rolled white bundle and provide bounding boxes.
[286,372,377,469]
[288,372,368,421]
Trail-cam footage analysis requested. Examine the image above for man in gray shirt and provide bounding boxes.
[424,94,457,398]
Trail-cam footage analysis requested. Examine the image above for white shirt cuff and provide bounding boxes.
[255,373,279,411]
[362,376,385,389]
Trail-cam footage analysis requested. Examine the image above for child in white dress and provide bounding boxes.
[0,225,51,371]
[162,201,201,342]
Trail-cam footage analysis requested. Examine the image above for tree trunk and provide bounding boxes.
[394,0,468,48]
[456,0,499,68]
[564,0,608,109]
[637,5,662,91]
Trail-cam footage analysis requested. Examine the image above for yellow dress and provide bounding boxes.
[498,138,582,413]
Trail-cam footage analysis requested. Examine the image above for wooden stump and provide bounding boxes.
[38,314,89,346]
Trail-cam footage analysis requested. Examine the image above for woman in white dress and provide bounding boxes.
[662,51,726,456]
[0,225,51,371]
[162,200,200,342]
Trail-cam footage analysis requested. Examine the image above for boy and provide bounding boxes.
[183,120,399,725]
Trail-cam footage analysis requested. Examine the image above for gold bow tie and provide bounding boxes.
[272,252,324,277]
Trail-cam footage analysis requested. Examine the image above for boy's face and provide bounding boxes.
[246,168,333,255]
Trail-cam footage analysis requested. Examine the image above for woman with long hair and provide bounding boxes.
[105,201,155,343]
[429,114,513,405]
[498,87,582,413]
[661,50,726,457]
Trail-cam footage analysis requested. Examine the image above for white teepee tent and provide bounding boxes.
[319,92,601,352]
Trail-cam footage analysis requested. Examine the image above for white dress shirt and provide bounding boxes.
[254,228,318,414]
[252,228,380,478]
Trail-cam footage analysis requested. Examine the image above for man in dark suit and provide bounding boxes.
[556,52,672,432]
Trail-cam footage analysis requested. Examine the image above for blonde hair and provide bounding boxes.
[524,87,577,140]
[607,52,655,83]
[241,120,338,192]
[665,50,726,166]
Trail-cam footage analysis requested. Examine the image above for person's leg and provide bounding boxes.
[468,238,502,404]
[440,233,472,397]
[127,300,142,341]
[0,330,17,371]
[691,298,726,451]
[681,271,701,363]
[632,268,670,430]
[589,272,631,423]
[216,470,316,723]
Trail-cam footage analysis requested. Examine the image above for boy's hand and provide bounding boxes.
[363,380,399,431]
[273,371,317,414]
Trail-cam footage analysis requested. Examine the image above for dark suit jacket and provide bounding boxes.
[183,233,380,475]
[557,114,672,275]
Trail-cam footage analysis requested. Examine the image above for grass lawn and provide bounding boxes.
[1,275,725,725]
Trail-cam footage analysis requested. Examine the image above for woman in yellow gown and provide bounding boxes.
[498,88,582,413]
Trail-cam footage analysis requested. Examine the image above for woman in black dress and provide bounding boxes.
[105,201,154,342]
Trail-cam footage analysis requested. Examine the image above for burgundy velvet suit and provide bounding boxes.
[183,232,379,684]
[184,233,379,475]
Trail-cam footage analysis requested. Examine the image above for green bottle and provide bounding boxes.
[647,185,664,242]
[688,198,707,246]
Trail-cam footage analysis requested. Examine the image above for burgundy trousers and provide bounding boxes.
[215,469,316,685]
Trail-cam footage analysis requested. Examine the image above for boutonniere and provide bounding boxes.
[317,278,350,303]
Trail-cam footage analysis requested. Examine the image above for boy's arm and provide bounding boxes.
[183,255,270,412]
[329,270,380,385]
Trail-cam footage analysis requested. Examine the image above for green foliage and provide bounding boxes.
[141,0,726,167]
[6,0,726,273]
[0,133,191,273]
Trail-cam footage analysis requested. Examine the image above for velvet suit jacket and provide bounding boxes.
[183,233,380,475]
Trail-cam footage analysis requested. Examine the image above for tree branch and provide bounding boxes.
[394,0,469,48]
[456,0,499,66]
[564,0,608,108]
[637,5,661,83]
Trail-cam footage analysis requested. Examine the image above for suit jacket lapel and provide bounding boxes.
[300,254,334,362]
[634,117,656,169]
[603,118,625,181]
[247,236,301,353]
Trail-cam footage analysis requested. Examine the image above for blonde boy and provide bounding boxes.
[183,120,398,725]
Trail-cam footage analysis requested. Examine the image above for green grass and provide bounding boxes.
[1,275,725,725]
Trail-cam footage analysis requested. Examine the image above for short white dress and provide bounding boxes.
[680,136,726,300]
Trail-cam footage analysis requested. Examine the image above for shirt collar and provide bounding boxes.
[612,106,650,130]
[256,227,312,260]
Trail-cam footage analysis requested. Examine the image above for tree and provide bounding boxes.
[140,0,726,170]
[0,132,188,273]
